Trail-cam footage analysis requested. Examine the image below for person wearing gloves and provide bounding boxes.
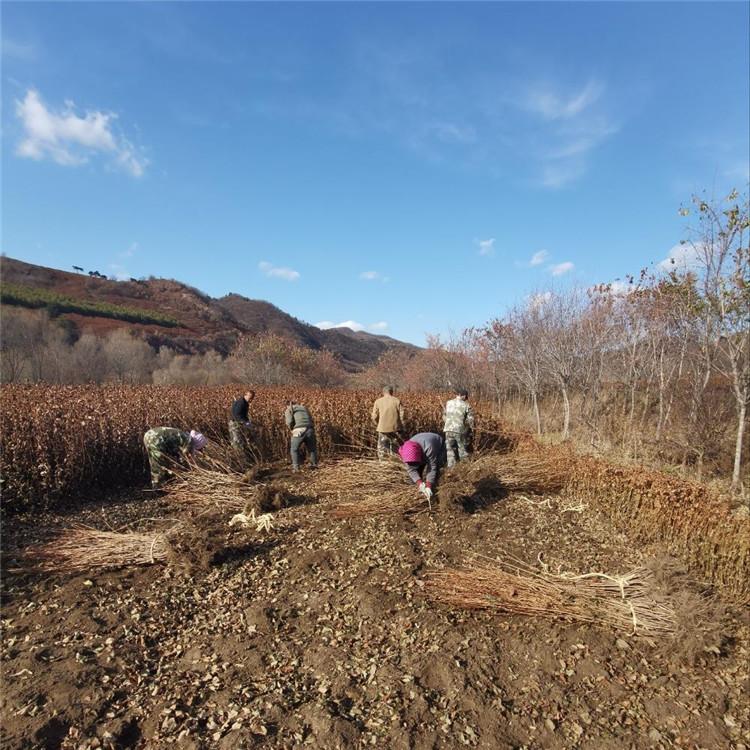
[398,432,444,504]
[143,427,207,488]
[443,388,475,468]
[284,400,319,471]
[229,389,256,460]
[371,385,405,460]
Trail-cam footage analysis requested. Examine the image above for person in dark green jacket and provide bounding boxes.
[284,400,318,470]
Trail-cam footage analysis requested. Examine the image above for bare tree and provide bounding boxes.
[684,191,749,491]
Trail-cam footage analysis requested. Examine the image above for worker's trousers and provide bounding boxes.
[290,427,318,469]
[445,431,469,468]
[377,432,400,460]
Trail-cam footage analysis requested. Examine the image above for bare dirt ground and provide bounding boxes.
[2,462,749,750]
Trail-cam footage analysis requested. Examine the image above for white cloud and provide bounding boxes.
[524,80,603,121]
[530,249,548,267]
[549,261,574,276]
[476,238,495,257]
[359,270,390,283]
[316,320,364,332]
[316,320,389,333]
[540,161,586,189]
[528,291,553,309]
[658,242,703,272]
[259,261,300,281]
[519,79,618,189]
[14,89,148,177]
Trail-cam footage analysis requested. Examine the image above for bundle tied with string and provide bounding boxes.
[22,524,173,573]
[425,553,680,637]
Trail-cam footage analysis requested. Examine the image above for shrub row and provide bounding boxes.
[0,283,181,327]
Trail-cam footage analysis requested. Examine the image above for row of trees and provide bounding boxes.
[0,309,347,389]
[381,191,746,491]
[2,192,746,488]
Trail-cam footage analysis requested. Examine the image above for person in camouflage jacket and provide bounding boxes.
[143,427,207,488]
[443,388,474,468]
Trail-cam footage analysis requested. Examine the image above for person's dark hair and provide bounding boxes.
[383,385,394,395]
[457,388,469,398]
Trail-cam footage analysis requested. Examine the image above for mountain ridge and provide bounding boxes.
[0,256,416,371]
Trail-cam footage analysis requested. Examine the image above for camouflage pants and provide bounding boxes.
[377,432,400,460]
[228,420,253,454]
[143,430,178,487]
[445,431,469,468]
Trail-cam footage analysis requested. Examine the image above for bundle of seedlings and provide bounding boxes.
[329,486,428,519]
[22,514,275,574]
[308,457,426,518]
[23,524,173,573]
[166,461,296,517]
[310,458,406,497]
[425,553,678,637]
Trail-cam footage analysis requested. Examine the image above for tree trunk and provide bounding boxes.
[531,390,541,436]
[561,384,571,440]
[732,399,747,493]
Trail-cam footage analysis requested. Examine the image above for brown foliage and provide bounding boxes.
[0,384,516,510]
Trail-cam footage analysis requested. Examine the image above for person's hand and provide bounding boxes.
[419,483,433,501]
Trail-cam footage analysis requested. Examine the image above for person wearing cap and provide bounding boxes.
[229,389,256,461]
[371,385,404,460]
[398,432,444,503]
[143,427,207,488]
[443,388,475,468]
[284,400,319,471]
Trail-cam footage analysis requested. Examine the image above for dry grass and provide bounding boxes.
[23,525,171,573]
[426,553,679,637]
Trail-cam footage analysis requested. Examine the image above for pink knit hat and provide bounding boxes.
[398,440,423,464]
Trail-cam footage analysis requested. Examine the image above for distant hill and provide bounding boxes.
[0,257,417,371]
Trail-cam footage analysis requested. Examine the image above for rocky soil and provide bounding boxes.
[2,464,749,749]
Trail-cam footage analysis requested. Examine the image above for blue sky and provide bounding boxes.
[2,2,748,346]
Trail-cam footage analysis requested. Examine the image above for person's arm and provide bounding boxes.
[284,407,294,429]
[405,464,422,485]
[371,401,379,426]
[231,399,242,421]
[424,452,439,486]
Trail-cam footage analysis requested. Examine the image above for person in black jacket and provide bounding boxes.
[229,390,255,460]
[284,400,318,470]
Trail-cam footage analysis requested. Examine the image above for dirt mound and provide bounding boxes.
[164,522,223,573]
